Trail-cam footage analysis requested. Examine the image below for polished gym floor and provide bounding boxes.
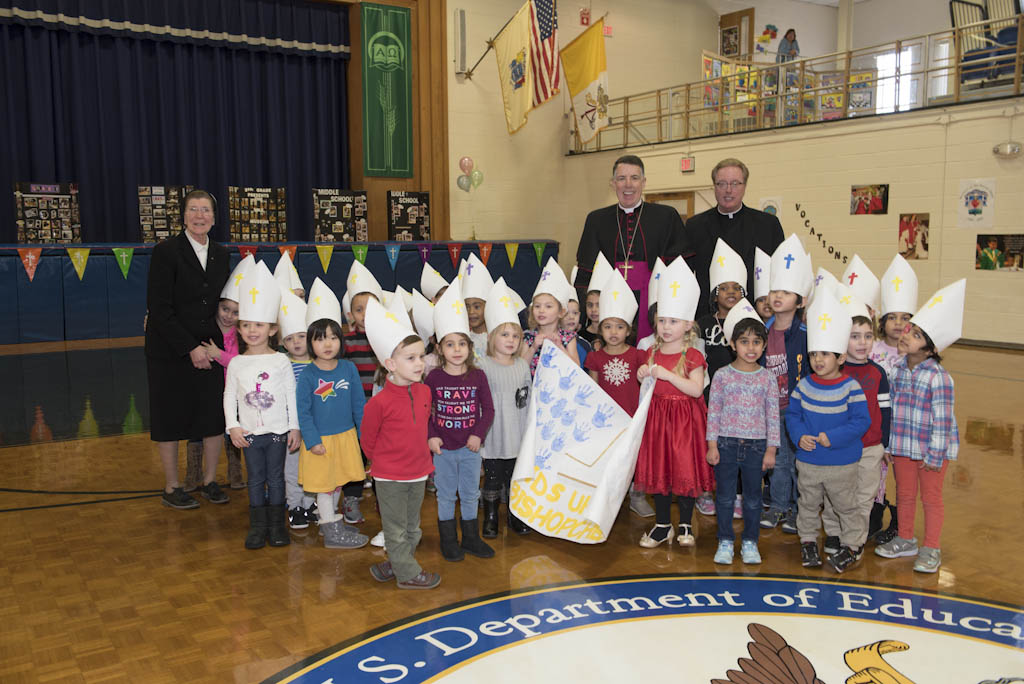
[1,343,1021,682]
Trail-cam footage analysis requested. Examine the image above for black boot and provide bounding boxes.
[266,504,291,547]
[245,506,267,549]
[482,497,500,538]
[438,518,464,562]
[867,501,886,540]
[460,517,495,558]
[508,509,531,535]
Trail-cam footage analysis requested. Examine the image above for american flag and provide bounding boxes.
[529,0,560,106]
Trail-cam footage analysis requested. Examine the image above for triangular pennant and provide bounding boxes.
[67,247,90,280]
[386,244,401,270]
[478,242,493,266]
[112,248,134,279]
[238,245,258,259]
[278,245,297,262]
[316,244,334,273]
[447,243,463,269]
[352,244,369,264]
[18,247,41,282]
[418,244,432,264]
[533,242,546,266]
[505,243,519,268]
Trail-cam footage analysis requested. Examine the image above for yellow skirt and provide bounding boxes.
[298,429,364,493]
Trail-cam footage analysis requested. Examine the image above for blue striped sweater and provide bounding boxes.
[785,373,870,466]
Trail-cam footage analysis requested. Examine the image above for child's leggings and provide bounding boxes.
[892,456,948,548]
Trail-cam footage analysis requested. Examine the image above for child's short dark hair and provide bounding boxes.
[731,317,768,343]
[810,350,842,359]
[851,315,873,329]
[647,302,658,330]
[306,318,345,359]
[918,326,942,363]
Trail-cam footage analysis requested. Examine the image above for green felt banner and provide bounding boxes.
[362,3,413,178]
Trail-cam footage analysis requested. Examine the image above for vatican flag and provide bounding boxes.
[494,2,533,134]
[560,18,608,144]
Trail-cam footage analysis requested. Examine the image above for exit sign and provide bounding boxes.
[680,156,695,173]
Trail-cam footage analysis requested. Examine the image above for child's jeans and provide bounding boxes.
[765,420,797,514]
[376,479,425,583]
[243,433,287,507]
[823,443,884,548]
[284,448,315,511]
[434,446,482,521]
[893,456,948,548]
[713,437,766,543]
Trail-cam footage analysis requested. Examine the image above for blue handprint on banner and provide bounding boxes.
[550,398,567,419]
[591,403,616,428]
[572,423,591,442]
[573,385,594,408]
[538,384,555,405]
[557,368,575,391]
[536,447,553,471]
[540,421,557,441]
[551,433,567,452]
[560,408,578,427]
[540,345,557,368]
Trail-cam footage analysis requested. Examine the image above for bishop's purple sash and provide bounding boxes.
[615,260,653,340]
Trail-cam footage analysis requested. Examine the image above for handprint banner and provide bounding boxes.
[510,340,654,543]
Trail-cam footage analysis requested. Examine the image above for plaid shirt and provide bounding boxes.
[889,357,959,468]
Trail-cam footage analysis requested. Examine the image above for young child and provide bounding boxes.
[223,262,300,549]
[562,289,592,368]
[578,253,615,349]
[842,255,880,318]
[876,279,964,574]
[636,257,713,548]
[478,278,532,537]
[344,260,385,402]
[460,253,493,359]
[752,247,773,322]
[362,298,441,589]
[760,235,811,535]
[426,282,495,561]
[786,288,870,571]
[522,257,580,374]
[637,258,665,352]
[277,289,316,529]
[705,300,779,565]
[274,251,305,299]
[699,239,747,400]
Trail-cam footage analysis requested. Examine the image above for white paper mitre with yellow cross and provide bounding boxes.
[532,257,572,310]
[587,252,616,294]
[753,247,771,300]
[842,254,880,312]
[347,259,383,301]
[880,254,919,316]
[237,261,280,325]
[273,252,302,294]
[598,267,639,325]
[835,284,872,320]
[459,253,493,302]
[220,254,256,302]
[305,277,343,327]
[411,289,435,343]
[710,238,748,293]
[433,279,471,341]
[365,297,418,364]
[277,288,308,339]
[485,277,525,332]
[723,298,764,342]
[769,234,813,298]
[656,256,701,321]
[806,286,852,355]
[420,262,448,300]
[911,278,966,353]
[646,257,666,307]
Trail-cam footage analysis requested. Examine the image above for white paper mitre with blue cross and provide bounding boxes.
[347,259,383,302]
[710,238,748,293]
[646,257,666,306]
[598,267,639,326]
[835,284,872,320]
[433,279,471,341]
[365,297,417,364]
[237,260,280,325]
[769,234,812,298]
[806,285,852,355]
[723,298,764,342]
[420,262,448,300]
[485,277,525,332]
[411,289,435,343]
[220,254,256,302]
[656,256,700,321]
[305,277,343,327]
[911,278,966,353]
[880,254,919,316]
[532,257,572,310]
[842,254,880,312]
[753,247,771,300]
[277,288,308,340]
[273,252,302,293]
[459,253,493,302]
[588,252,616,294]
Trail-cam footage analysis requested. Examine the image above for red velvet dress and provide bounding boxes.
[636,347,714,496]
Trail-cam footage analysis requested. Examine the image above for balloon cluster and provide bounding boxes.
[457,156,484,193]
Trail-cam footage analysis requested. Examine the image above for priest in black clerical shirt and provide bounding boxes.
[575,154,690,339]
[685,158,785,317]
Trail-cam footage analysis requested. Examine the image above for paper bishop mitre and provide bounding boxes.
[434,279,471,341]
[273,252,302,293]
[460,253,493,302]
[568,266,580,303]
[395,284,414,312]
[237,261,280,325]
[277,288,308,339]
[220,254,256,302]
[880,254,919,315]
[842,254,880,312]
[347,259,383,302]
[420,262,449,300]
[807,267,840,308]
[835,284,872,320]
[385,286,414,331]
[723,298,764,342]
[769,234,812,298]
[306,277,343,326]
[911,279,966,353]
[411,289,435,343]
[485,277,525,331]
[710,238,748,293]
[753,247,771,300]
[598,268,639,325]
[588,252,616,293]
[656,256,701,321]
[806,286,852,355]
[365,297,417,364]
[341,290,352,320]
[532,257,572,310]
[647,257,666,307]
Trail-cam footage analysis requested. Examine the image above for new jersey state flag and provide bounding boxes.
[494,1,534,134]
[560,18,608,144]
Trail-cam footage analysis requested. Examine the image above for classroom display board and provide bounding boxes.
[312,189,368,242]
[228,187,287,242]
[386,190,430,241]
[14,183,82,244]
[138,185,193,243]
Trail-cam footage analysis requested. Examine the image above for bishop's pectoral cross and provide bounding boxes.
[618,262,634,278]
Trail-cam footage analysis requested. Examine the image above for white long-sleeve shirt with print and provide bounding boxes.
[224,352,299,435]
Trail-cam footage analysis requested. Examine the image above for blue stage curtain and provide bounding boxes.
[0,0,350,243]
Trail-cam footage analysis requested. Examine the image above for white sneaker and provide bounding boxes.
[629,491,655,518]
[370,530,386,548]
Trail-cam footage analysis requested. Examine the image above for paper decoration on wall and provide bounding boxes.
[352,244,369,264]
[316,244,334,273]
[850,184,888,215]
[138,185,193,243]
[759,197,782,217]
[14,182,81,244]
[958,178,995,229]
[447,243,462,268]
[313,189,368,242]
[386,244,401,270]
[67,247,90,280]
[279,245,297,262]
[18,247,41,282]
[478,242,493,266]
[976,234,1024,272]
[418,244,432,264]
[112,248,135,279]
[228,186,287,242]
[505,243,519,268]
[387,190,430,241]
[533,242,546,266]
[898,214,929,260]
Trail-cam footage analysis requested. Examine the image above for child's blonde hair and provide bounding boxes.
[486,321,524,357]
[437,332,478,373]
[648,321,699,377]
[527,293,565,330]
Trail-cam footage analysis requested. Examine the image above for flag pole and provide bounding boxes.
[464,9,520,80]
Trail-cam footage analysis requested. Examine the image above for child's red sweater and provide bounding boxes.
[361,380,434,480]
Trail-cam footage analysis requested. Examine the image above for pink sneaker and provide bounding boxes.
[696,492,716,516]
[733,495,743,520]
